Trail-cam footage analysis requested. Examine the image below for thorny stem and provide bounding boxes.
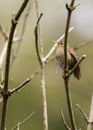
[63,0,78,130]
[0,1,29,130]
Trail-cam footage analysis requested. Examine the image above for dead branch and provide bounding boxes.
[60,109,71,130]
[35,1,48,130]
[10,68,40,95]
[63,0,80,130]
[0,25,8,40]
[11,111,35,130]
[10,0,33,68]
[74,40,93,50]
[68,55,86,78]
[87,95,93,130]
[34,13,43,65]
[76,104,88,123]
[0,1,30,130]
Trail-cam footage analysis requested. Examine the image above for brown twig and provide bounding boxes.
[74,40,93,50]
[68,55,86,78]
[76,104,88,123]
[11,111,35,130]
[0,25,8,40]
[10,68,40,95]
[34,13,43,65]
[0,1,29,130]
[60,109,71,130]
[63,1,80,130]
[10,0,33,68]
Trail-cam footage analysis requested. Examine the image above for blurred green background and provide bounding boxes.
[0,0,93,130]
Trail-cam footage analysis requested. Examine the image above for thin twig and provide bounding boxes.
[10,0,33,68]
[87,95,93,130]
[0,37,22,70]
[0,25,8,40]
[63,1,80,130]
[11,112,35,130]
[68,55,86,78]
[60,109,71,130]
[10,68,40,95]
[0,1,29,130]
[76,104,88,123]
[17,123,20,130]
[34,13,43,65]
[74,40,93,50]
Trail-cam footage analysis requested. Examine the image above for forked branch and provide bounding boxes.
[63,0,80,130]
[0,1,29,130]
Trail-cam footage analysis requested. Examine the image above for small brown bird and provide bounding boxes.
[56,42,81,80]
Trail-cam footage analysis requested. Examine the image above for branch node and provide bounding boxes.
[66,3,80,12]
[63,73,69,80]
[12,18,18,25]
[1,89,11,99]
[66,4,74,12]
[74,3,80,9]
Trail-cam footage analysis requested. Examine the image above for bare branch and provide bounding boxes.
[10,0,33,67]
[87,95,93,130]
[63,0,79,130]
[74,40,93,50]
[34,13,43,65]
[0,1,30,130]
[35,1,48,130]
[76,104,88,123]
[10,68,40,95]
[0,37,22,71]
[68,55,86,78]
[0,25,8,40]
[11,112,35,130]
[60,109,71,130]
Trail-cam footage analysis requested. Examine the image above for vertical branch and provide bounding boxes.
[0,1,29,130]
[10,0,33,68]
[35,1,48,130]
[87,95,93,130]
[64,0,75,73]
[63,1,79,130]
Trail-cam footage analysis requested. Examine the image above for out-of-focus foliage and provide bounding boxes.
[0,0,93,130]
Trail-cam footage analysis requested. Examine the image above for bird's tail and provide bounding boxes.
[73,65,81,80]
